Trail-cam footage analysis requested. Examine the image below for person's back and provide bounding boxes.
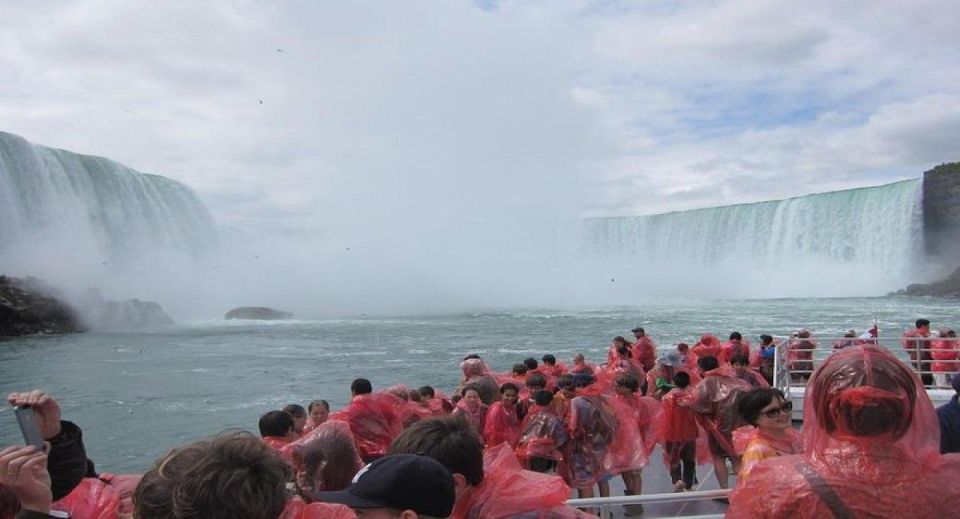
[729,345,960,518]
[938,377,960,454]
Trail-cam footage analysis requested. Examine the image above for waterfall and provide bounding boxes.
[0,131,218,264]
[579,180,925,297]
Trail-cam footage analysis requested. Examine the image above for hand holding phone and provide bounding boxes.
[14,406,46,450]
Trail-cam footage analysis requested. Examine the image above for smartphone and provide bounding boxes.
[14,406,45,449]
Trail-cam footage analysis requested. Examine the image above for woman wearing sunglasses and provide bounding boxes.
[735,388,802,481]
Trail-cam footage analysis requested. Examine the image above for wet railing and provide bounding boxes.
[566,488,729,518]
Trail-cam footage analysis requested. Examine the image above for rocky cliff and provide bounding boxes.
[0,276,85,338]
[891,267,960,297]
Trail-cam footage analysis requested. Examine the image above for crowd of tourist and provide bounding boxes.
[3,322,960,518]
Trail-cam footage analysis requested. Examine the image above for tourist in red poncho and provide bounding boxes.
[659,371,699,492]
[931,328,959,389]
[330,378,404,463]
[566,375,618,504]
[484,383,523,448]
[389,416,596,519]
[259,410,300,451]
[631,327,658,372]
[645,351,701,400]
[304,400,330,433]
[787,329,817,383]
[728,345,960,518]
[281,420,363,501]
[902,318,934,386]
[733,387,801,482]
[731,354,769,389]
[719,331,752,365]
[684,355,752,489]
[609,373,659,517]
[691,333,722,361]
[541,354,569,378]
[452,385,488,441]
[418,385,454,415]
[516,390,568,474]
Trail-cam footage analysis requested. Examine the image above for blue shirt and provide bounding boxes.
[937,395,960,454]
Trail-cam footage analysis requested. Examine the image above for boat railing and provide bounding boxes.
[773,336,960,390]
[566,488,729,518]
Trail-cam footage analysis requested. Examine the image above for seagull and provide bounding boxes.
[259,99,263,104]
[277,48,284,53]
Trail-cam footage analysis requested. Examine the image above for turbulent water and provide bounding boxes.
[0,132,218,264]
[1,297,956,473]
[579,180,927,296]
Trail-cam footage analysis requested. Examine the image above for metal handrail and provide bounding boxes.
[566,488,731,507]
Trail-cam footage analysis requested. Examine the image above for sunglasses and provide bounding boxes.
[761,401,793,419]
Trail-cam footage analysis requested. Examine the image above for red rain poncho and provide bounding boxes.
[263,436,294,452]
[632,336,658,372]
[931,333,958,373]
[606,393,660,474]
[692,334,722,360]
[453,399,489,440]
[516,405,568,464]
[330,392,404,462]
[719,339,752,365]
[279,420,363,492]
[279,497,357,519]
[453,443,595,519]
[728,345,960,518]
[685,365,752,457]
[565,393,618,488]
[50,478,120,519]
[658,386,702,466]
[484,402,522,448]
[96,474,141,516]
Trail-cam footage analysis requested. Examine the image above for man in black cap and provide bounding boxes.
[315,453,455,519]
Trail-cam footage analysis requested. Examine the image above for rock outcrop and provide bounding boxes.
[225,306,293,320]
[0,276,85,338]
[891,268,960,297]
[78,289,175,329]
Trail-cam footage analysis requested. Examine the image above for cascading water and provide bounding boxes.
[579,180,926,297]
[0,131,218,265]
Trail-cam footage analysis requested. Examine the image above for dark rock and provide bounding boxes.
[891,267,960,297]
[923,162,960,259]
[0,275,85,338]
[225,306,293,320]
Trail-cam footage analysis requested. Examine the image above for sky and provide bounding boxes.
[2,0,959,231]
[1,1,960,312]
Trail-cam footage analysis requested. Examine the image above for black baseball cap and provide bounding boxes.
[631,327,645,333]
[314,454,455,516]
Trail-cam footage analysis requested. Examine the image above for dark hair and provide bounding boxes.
[525,373,547,389]
[760,334,774,344]
[616,345,631,358]
[613,336,629,345]
[674,371,691,388]
[573,373,595,388]
[308,400,329,412]
[556,374,575,390]
[533,390,553,407]
[282,404,306,418]
[463,353,481,360]
[418,386,436,399]
[523,357,538,370]
[499,382,520,394]
[738,388,786,426]
[291,427,362,499]
[698,355,719,372]
[916,319,930,329]
[512,363,529,376]
[133,432,289,519]
[388,416,484,486]
[542,354,557,365]
[615,373,639,393]
[730,331,742,341]
[461,383,482,397]
[351,378,373,395]
[730,354,750,366]
[258,410,294,438]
